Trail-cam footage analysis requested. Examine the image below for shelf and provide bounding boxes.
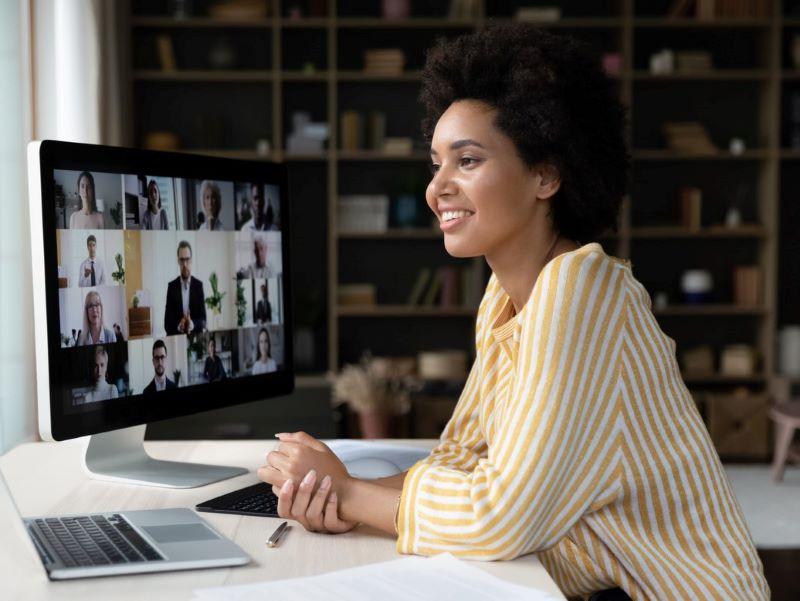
[282,71,329,81]
[654,305,767,316]
[336,17,476,28]
[280,18,330,28]
[633,70,769,81]
[337,305,476,317]
[337,150,428,161]
[338,229,440,239]
[632,149,770,161]
[133,70,273,82]
[183,148,277,161]
[337,71,422,82]
[633,17,771,28]
[630,225,767,238]
[780,149,800,159]
[295,373,330,388]
[682,373,767,384]
[132,16,272,28]
[485,17,624,28]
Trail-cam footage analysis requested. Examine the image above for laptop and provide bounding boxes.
[0,471,249,580]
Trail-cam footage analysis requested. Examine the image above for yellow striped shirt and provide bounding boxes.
[396,242,769,600]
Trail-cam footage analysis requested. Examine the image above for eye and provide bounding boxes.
[459,156,479,168]
[428,162,440,175]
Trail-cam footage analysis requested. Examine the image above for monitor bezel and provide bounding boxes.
[32,140,294,441]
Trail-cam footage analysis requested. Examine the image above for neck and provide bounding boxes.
[90,325,102,338]
[486,214,577,314]
[155,373,166,384]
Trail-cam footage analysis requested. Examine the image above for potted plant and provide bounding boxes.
[132,295,140,308]
[204,272,226,329]
[111,253,125,285]
[330,353,416,438]
[235,279,247,326]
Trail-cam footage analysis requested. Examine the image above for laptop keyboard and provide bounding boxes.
[28,514,163,568]
[196,483,278,517]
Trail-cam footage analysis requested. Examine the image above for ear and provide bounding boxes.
[535,163,561,201]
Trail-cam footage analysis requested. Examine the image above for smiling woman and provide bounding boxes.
[258,23,770,601]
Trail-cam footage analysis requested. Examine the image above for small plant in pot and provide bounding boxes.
[330,352,417,439]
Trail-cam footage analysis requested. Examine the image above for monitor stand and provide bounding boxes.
[82,425,248,488]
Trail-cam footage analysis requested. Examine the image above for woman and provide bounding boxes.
[257,25,769,600]
[198,180,224,231]
[141,179,169,230]
[251,327,276,375]
[83,345,118,403]
[78,290,116,346]
[69,171,104,229]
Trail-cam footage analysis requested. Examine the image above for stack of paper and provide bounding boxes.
[192,553,560,601]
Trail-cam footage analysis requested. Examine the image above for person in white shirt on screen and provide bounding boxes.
[143,339,176,393]
[241,184,269,231]
[78,290,117,346]
[84,345,118,403]
[251,327,277,375]
[198,180,224,231]
[141,179,169,230]
[69,171,104,230]
[77,234,105,287]
[245,237,275,278]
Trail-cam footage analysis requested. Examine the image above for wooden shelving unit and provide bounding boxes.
[124,0,796,450]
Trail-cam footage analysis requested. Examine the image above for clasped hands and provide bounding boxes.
[257,432,358,534]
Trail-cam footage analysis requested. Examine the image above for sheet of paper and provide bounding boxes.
[192,553,560,601]
[326,440,432,471]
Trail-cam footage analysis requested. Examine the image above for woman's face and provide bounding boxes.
[258,331,269,359]
[203,189,217,218]
[93,352,107,383]
[79,175,94,208]
[148,184,160,211]
[426,100,557,259]
[86,295,102,327]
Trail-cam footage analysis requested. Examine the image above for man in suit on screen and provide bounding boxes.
[164,240,206,335]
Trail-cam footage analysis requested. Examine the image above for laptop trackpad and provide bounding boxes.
[143,523,219,543]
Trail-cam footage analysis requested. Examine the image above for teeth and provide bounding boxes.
[442,210,471,222]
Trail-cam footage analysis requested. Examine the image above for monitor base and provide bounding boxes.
[82,425,248,488]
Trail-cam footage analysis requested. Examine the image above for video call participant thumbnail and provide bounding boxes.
[143,339,176,393]
[164,240,206,335]
[84,345,118,403]
[77,234,105,287]
[70,171,104,230]
[203,338,227,382]
[142,179,169,230]
[251,327,276,375]
[78,290,117,346]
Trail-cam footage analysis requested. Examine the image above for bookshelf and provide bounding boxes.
[124,0,796,453]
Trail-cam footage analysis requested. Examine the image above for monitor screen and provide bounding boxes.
[30,141,293,440]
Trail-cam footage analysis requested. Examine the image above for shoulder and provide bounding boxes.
[541,244,626,298]
[192,276,203,288]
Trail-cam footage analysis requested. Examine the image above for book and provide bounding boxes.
[438,266,459,307]
[156,35,177,71]
[423,269,443,306]
[407,268,432,306]
[340,111,362,151]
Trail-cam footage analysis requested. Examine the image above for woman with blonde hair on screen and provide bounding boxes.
[141,179,169,230]
[78,290,117,346]
[69,171,104,230]
[256,24,769,600]
[198,180,224,231]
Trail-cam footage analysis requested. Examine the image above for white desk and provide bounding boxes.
[0,439,566,600]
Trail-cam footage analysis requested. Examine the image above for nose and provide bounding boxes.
[428,164,457,200]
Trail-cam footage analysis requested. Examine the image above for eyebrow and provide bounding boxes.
[430,139,486,155]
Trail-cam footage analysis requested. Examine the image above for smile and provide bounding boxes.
[439,209,474,232]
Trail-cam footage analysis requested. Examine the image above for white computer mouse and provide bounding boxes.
[344,457,401,479]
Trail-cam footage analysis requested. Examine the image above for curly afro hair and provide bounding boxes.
[420,23,630,242]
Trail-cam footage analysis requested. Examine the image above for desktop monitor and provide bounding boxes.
[27,140,293,487]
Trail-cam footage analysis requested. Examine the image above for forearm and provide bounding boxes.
[340,477,402,535]
[370,470,407,490]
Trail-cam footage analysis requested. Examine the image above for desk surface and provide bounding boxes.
[0,438,566,600]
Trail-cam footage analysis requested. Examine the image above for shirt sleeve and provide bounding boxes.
[396,250,626,560]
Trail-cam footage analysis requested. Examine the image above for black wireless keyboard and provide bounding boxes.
[196,483,279,517]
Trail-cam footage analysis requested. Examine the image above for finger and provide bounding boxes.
[276,479,294,519]
[290,470,316,525]
[266,450,290,471]
[306,474,331,531]
[257,465,284,487]
[275,431,329,452]
[323,491,347,533]
[272,484,280,496]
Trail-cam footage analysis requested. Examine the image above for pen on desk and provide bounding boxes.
[267,521,289,548]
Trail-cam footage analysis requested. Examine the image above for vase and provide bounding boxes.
[358,411,392,439]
